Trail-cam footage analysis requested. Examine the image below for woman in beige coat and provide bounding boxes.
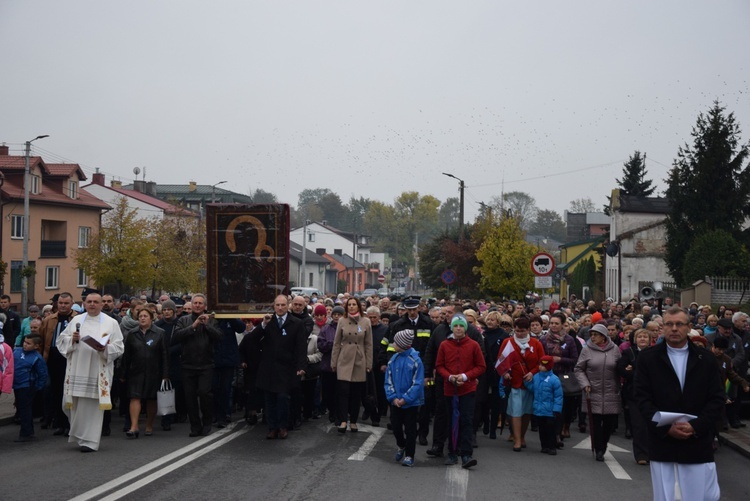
[575,323,621,461]
[331,297,373,433]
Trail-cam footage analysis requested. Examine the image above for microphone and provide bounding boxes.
[76,322,81,331]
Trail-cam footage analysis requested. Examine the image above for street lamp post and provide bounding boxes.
[22,135,49,316]
[442,172,465,237]
[211,180,227,203]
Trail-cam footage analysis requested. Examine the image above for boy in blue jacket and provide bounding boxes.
[385,329,424,467]
[13,334,48,442]
[524,355,562,455]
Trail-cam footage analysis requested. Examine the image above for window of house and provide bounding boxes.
[78,226,91,248]
[11,215,24,239]
[68,180,78,199]
[10,261,23,293]
[308,272,313,287]
[45,266,59,289]
[77,268,88,287]
[308,232,315,242]
[31,174,41,194]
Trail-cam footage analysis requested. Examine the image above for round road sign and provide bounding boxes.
[377,274,385,284]
[531,252,555,276]
[441,269,457,285]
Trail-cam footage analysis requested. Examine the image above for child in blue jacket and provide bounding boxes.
[385,329,424,467]
[13,334,48,442]
[524,355,562,455]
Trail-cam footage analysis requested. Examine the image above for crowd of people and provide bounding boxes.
[1,291,747,499]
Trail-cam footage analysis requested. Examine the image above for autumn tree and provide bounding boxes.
[569,197,597,213]
[419,227,480,295]
[681,229,750,284]
[490,191,537,230]
[151,215,205,296]
[475,216,537,299]
[529,209,566,241]
[665,101,750,286]
[76,197,157,296]
[437,197,460,233]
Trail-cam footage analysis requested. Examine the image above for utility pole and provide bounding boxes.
[301,218,308,287]
[352,233,357,293]
[442,172,465,237]
[22,135,48,316]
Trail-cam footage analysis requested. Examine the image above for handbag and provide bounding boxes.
[363,371,378,409]
[559,371,581,397]
[305,361,323,379]
[157,380,177,416]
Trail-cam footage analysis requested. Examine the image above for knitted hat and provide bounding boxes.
[590,323,609,337]
[162,300,176,311]
[394,329,414,350]
[451,314,468,330]
[591,312,603,323]
[313,304,327,316]
[331,306,345,316]
[540,355,555,369]
[691,336,709,348]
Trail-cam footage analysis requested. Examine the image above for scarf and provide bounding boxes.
[348,312,360,320]
[513,333,531,354]
[315,317,327,327]
[544,330,563,356]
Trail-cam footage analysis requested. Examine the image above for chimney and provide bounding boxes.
[189,181,197,192]
[0,144,8,156]
[111,180,122,188]
[133,180,145,193]
[146,181,157,196]
[92,168,105,186]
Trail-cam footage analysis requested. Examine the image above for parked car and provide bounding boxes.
[361,288,380,297]
[290,287,324,298]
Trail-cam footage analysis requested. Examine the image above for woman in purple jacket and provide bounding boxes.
[317,306,343,423]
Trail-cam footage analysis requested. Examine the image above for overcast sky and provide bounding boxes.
[2,1,749,222]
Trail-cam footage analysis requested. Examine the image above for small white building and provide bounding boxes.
[290,221,372,264]
[605,189,673,301]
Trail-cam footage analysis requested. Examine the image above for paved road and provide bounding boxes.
[2,411,750,501]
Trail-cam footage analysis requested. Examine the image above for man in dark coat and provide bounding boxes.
[172,294,223,437]
[213,317,245,428]
[155,300,184,430]
[251,295,307,439]
[634,306,725,501]
[288,295,314,429]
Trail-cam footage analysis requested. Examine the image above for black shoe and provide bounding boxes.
[246,414,258,425]
[125,430,139,439]
[540,448,550,454]
[483,422,490,435]
[53,428,69,436]
[461,455,477,469]
[489,430,496,440]
[730,421,742,429]
[216,421,226,429]
[595,451,605,461]
[444,454,458,466]
[80,446,96,453]
[418,434,428,446]
[162,423,172,431]
[189,430,202,437]
[547,448,557,456]
[426,445,444,457]
[386,423,393,430]
[201,426,212,436]
[371,421,380,427]
[361,411,370,421]
[14,436,34,443]
[625,429,632,439]
[102,427,111,437]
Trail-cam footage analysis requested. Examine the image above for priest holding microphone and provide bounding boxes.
[56,293,124,452]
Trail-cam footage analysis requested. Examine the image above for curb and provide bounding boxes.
[718,431,750,460]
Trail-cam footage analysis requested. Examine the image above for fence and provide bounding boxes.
[710,276,750,305]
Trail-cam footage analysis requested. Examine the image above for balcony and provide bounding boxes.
[40,240,66,258]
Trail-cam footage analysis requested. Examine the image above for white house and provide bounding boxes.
[290,221,372,264]
[82,171,194,220]
[605,189,673,301]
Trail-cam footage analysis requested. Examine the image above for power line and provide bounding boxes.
[467,159,626,188]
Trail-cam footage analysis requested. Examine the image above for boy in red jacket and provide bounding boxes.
[436,314,486,469]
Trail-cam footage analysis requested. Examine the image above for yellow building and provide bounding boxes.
[559,236,605,301]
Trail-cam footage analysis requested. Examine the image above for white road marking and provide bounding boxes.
[68,422,246,501]
[346,424,386,461]
[442,465,469,501]
[572,436,632,480]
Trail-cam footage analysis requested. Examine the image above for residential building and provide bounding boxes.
[605,189,673,301]
[83,171,195,219]
[290,221,376,292]
[564,211,610,242]
[123,182,253,214]
[0,145,110,307]
[289,241,331,293]
[323,253,365,294]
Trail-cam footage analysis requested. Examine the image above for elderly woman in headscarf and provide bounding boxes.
[575,322,621,461]
[496,316,545,452]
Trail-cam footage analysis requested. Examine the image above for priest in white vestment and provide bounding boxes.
[57,293,124,452]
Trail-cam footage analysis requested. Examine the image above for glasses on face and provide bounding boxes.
[664,321,688,328]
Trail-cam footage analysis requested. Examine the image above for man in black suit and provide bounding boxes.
[634,306,724,501]
[252,295,307,439]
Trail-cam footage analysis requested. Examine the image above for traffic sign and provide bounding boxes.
[531,252,555,276]
[535,276,553,289]
[377,274,385,284]
[441,269,457,285]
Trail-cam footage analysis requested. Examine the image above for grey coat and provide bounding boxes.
[575,337,622,415]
